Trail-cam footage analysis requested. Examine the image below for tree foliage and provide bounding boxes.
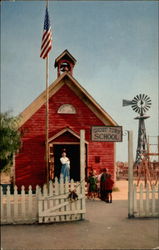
[0,112,21,172]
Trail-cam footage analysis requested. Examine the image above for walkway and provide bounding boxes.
[1,181,159,249]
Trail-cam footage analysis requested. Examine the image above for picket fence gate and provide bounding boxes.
[38,176,86,223]
[132,183,159,218]
[1,177,86,225]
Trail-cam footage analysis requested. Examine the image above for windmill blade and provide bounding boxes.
[132,105,138,110]
[145,97,151,103]
[132,106,139,113]
[146,105,151,109]
[132,104,138,108]
[145,95,150,100]
[145,96,149,101]
[136,95,140,100]
[146,98,151,102]
[132,99,137,104]
[133,96,139,101]
[122,99,133,106]
[143,107,148,113]
[145,106,151,112]
[147,101,152,105]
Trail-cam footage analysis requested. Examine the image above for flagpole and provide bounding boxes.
[46,0,49,187]
[40,0,52,186]
[46,55,49,186]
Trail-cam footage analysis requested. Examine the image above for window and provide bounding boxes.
[95,156,100,163]
[57,104,76,114]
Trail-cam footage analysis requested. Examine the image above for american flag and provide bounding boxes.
[40,7,52,59]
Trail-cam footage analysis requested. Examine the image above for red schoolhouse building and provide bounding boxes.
[15,50,118,189]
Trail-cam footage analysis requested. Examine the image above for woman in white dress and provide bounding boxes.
[60,152,70,182]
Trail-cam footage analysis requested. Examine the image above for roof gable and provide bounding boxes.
[48,127,88,144]
[19,72,118,127]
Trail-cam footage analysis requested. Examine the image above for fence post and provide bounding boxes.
[36,185,40,220]
[80,129,86,219]
[28,185,32,218]
[43,184,48,223]
[60,175,65,221]
[1,186,4,223]
[133,183,137,216]
[145,183,150,216]
[139,183,144,217]
[55,177,60,222]
[14,185,18,220]
[49,180,54,222]
[38,187,43,223]
[152,184,156,216]
[6,185,12,223]
[65,177,70,221]
[21,185,26,220]
[128,130,134,218]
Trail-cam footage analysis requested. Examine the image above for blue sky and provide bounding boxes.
[1,1,158,161]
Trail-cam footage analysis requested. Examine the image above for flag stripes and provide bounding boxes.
[40,7,52,59]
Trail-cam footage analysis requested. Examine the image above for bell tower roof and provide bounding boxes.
[54,50,77,77]
[54,49,76,67]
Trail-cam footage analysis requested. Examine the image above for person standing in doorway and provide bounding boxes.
[60,151,70,182]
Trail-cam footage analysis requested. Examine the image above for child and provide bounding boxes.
[87,171,97,200]
[105,174,114,203]
[96,169,103,198]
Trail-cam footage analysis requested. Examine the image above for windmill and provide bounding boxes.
[122,94,159,187]
[123,94,152,164]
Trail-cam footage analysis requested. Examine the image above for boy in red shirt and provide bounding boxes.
[105,174,114,203]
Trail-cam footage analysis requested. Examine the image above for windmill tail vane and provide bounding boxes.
[122,99,133,107]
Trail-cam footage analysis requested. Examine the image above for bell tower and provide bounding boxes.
[54,49,77,78]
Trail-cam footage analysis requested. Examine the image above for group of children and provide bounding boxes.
[87,168,114,203]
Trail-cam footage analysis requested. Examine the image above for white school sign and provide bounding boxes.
[91,126,122,142]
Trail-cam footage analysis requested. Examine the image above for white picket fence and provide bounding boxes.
[132,183,159,218]
[1,177,86,225]
[1,185,39,224]
[38,177,86,223]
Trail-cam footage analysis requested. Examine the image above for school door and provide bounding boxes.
[53,144,80,181]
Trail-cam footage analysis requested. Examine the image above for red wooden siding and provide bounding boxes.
[15,83,115,189]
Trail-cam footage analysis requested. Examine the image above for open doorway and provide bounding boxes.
[53,144,80,181]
